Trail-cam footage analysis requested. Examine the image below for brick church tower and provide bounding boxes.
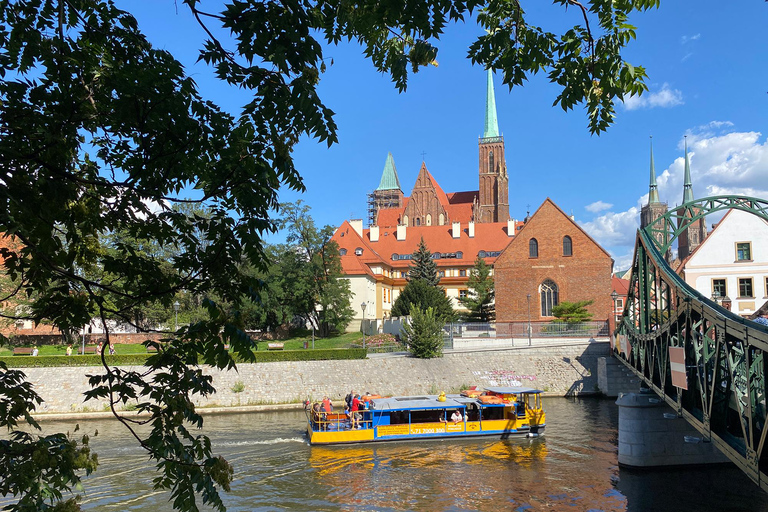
[640,137,670,261]
[476,70,510,224]
[676,138,707,261]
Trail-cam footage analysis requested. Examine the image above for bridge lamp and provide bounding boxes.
[173,301,180,331]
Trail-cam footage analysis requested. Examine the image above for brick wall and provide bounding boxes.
[495,199,613,325]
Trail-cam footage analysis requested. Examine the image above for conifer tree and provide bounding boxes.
[458,256,495,322]
[407,238,439,286]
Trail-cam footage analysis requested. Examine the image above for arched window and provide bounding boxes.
[563,235,572,256]
[540,279,559,317]
[489,150,494,174]
[339,248,347,256]
[402,215,408,226]
[438,213,445,225]
[529,238,539,258]
[354,247,363,256]
[415,217,421,226]
[426,214,432,226]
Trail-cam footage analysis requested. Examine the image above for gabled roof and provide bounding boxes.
[612,276,630,296]
[499,198,613,262]
[422,164,451,210]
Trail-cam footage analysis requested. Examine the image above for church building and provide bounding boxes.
[332,71,615,330]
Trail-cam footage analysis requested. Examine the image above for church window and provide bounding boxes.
[563,236,572,256]
[415,218,421,226]
[439,213,445,225]
[339,248,347,256]
[489,150,494,174]
[529,238,539,258]
[736,242,752,261]
[355,247,363,256]
[403,215,409,226]
[540,279,559,317]
[426,214,432,226]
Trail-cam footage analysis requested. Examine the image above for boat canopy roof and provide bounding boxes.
[370,395,467,411]
[484,386,543,395]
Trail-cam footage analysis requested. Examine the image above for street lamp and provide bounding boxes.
[173,301,180,331]
[526,294,532,346]
[611,290,619,319]
[360,302,367,349]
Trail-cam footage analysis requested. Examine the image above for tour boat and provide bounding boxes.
[305,386,546,445]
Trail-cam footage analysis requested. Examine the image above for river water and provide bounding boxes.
[6,398,767,511]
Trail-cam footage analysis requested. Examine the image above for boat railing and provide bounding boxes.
[306,409,374,432]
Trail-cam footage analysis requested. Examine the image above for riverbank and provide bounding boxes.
[26,340,610,419]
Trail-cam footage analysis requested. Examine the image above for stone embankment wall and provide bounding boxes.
[24,341,610,414]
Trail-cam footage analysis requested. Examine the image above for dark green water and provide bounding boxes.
[5,398,767,511]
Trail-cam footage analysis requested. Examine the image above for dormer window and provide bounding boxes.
[355,247,363,256]
[339,248,347,256]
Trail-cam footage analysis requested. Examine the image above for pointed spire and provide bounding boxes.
[682,136,694,204]
[483,69,499,138]
[648,136,660,204]
[376,152,402,191]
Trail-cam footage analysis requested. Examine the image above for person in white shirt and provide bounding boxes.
[451,410,464,424]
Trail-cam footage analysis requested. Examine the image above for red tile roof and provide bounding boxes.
[611,276,630,296]
[332,220,523,275]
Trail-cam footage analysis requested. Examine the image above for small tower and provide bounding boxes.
[477,69,510,223]
[640,137,670,260]
[369,152,404,226]
[676,137,707,261]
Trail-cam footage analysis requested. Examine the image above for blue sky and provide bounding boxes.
[128,2,768,271]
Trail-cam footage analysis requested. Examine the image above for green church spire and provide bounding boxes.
[483,69,499,138]
[682,136,694,204]
[376,152,402,191]
[648,136,660,204]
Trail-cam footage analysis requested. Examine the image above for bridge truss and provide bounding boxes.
[616,196,768,491]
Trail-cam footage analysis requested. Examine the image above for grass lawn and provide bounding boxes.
[0,331,365,357]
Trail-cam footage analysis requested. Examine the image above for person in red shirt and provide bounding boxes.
[351,394,363,429]
[322,396,333,413]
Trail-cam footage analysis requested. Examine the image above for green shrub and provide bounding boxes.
[0,348,366,368]
[401,305,444,359]
[231,381,245,393]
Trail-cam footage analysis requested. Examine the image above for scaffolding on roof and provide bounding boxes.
[367,189,402,227]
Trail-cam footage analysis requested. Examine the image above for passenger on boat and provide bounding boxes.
[451,410,464,424]
[322,396,333,413]
[344,405,356,429]
[351,394,363,428]
[345,390,354,409]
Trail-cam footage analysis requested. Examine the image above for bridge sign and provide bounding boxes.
[669,347,688,390]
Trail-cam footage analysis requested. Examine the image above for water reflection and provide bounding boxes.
[2,398,766,511]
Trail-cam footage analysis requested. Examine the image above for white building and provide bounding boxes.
[680,209,768,317]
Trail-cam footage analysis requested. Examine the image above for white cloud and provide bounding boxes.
[681,34,701,44]
[582,126,768,264]
[623,83,684,111]
[585,200,613,213]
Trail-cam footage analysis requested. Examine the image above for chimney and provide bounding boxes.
[452,221,461,239]
[507,218,515,237]
[350,219,363,237]
[396,224,406,241]
[370,226,379,242]
[468,221,475,238]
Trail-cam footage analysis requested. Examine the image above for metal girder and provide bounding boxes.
[615,198,768,491]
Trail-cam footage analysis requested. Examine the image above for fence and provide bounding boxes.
[445,321,609,342]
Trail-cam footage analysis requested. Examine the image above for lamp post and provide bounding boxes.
[173,301,180,331]
[526,294,532,346]
[611,290,619,323]
[361,302,367,349]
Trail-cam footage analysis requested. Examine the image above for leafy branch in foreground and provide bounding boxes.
[0,0,657,510]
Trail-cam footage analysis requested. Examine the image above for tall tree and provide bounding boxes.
[0,0,657,509]
[458,256,495,322]
[279,201,354,336]
[391,278,455,323]
[401,305,444,359]
[408,238,440,286]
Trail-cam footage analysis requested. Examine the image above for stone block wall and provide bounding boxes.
[23,341,610,414]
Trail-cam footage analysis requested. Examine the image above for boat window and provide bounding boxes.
[481,406,505,421]
[410,409,444,424]
[464,404,480,422]
[389,411,409,425]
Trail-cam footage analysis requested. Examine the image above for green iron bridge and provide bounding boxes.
[616,195,768,491]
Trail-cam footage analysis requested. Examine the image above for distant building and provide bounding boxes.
[678,208,768,317]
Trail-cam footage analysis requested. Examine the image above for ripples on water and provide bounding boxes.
[4,398,767,511]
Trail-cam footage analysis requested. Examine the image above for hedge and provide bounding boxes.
[0,348,367,368]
